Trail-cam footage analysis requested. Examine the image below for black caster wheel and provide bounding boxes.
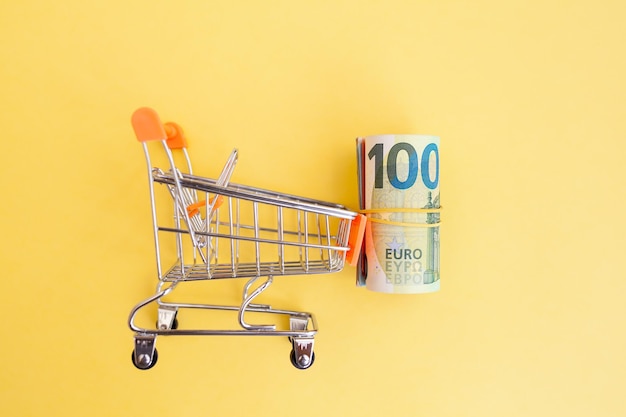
[132,348,158,370]
[290,349,315,370]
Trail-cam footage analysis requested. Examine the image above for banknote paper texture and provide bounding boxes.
[357,135,440,293]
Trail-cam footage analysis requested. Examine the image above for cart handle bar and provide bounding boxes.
[131,107,188,149]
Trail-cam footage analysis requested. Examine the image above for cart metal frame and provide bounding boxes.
[128,108,365,370]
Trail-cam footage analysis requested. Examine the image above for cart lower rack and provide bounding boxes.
[128,108,366,370]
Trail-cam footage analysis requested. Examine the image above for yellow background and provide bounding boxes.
[1,1,625,416]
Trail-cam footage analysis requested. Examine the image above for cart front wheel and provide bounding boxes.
[132,348,158,370]
[290,349,315,370]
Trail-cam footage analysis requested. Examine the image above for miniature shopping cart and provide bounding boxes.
[128,108,366,370]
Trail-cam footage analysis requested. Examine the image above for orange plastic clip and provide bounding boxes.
[186,201,205,217]
[187,196,224,217]
[164,122,188,149]
[131,107,167,142]
[346,214,367,266]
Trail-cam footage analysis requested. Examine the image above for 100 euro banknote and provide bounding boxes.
[357,135,441,293]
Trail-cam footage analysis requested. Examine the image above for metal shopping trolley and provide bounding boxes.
[128,108,366,370]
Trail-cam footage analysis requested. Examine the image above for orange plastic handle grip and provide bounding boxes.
[131,107,167,142]
[164,122,188,149]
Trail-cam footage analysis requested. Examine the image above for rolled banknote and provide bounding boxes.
[357,135,440,293]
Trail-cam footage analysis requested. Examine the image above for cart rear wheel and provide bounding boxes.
[290,349,315,370]
[132,348,158,370]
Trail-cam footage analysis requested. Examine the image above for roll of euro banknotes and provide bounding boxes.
[357,135,440,293]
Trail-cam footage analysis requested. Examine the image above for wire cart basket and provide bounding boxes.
[128,108,366,370]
